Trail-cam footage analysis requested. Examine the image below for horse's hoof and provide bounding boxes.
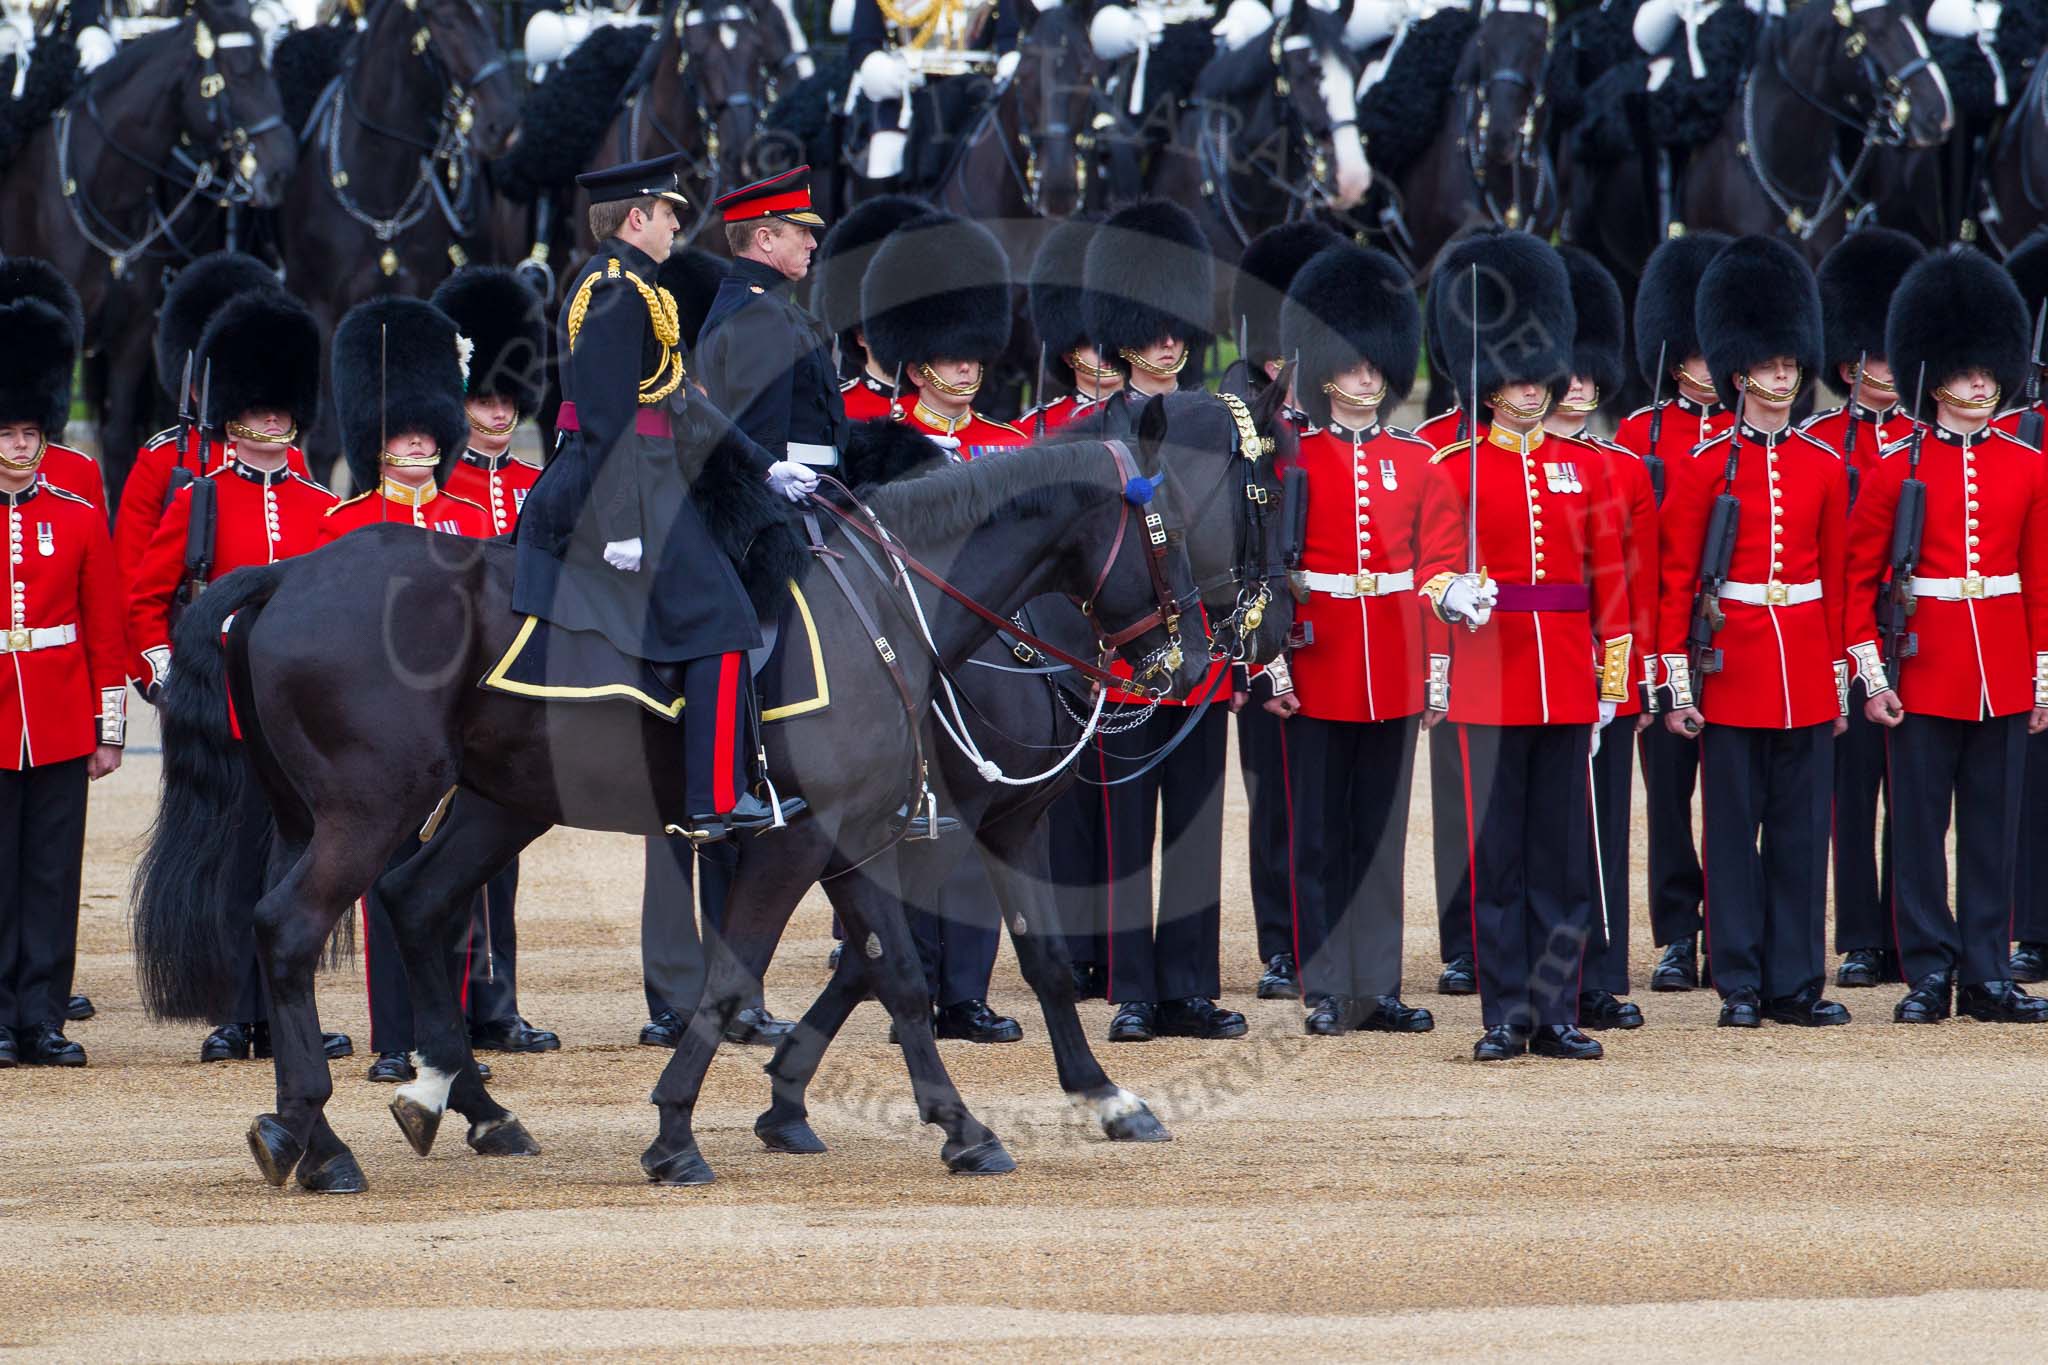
[941,1138,1016,1175]
[1103,1105,1173,1143]
[389,1094,443,1157]
[754,1113,828,1155]
[246,1113,303,1188]
[641,1142,716,1186]
[294,1149,367,1194]
[466,1116,540,1158]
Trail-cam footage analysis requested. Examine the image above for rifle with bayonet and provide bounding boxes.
[1876,363,1929,689]
[1683,390,1744,703]
[2021,304,2046,451]
[1645,340,1668,505]
[1844,351,1866,506]
[168,353,203,494]
[1033,342,1048,439]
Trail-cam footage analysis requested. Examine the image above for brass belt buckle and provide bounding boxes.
[4,627,28,652]
[1765,580,1789,605]
[1961,575,1986,598]
[1354,572,1378,596]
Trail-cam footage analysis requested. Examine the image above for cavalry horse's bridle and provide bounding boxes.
[1458,0,1555,232]
[56,11,285,276]
[1195,27,1358,248]
[620,3,783,240]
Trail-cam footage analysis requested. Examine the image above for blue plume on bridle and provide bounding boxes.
[1124,473,1165,505]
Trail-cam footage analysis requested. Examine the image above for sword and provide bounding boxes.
[1465,263,1484,631]
[196,359,214,453]
[1033,341,1048,439]
[380,322,389,487]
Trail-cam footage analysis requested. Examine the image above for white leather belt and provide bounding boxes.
[0,623,76,653]
[786,441,840,467]
[1910,573,2020,600]
[1719,579,1822,607]
[1293,568,1415,599]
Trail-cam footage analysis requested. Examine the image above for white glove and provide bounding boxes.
[1633,0,1680,54]
[75,25,116,72]
[603,537,643,572]
[767,460,820,503]
[857,49,913,103]
[1594,699,1618,754]
[1345,0,1404,48]
[1211,0,1274,52]
[1090,4,1146,61]
[994,49,1021,85]
[1439,572,1498,627]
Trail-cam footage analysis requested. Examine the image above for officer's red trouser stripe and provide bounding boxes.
[1457,726,1481,987]
[714,651,741,814]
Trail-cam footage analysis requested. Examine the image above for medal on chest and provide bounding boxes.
[512,487,528,513]
[1542,462,1582,495]
[37,521,53,556]
[433,518,462,534]
[1379,458,1399,491]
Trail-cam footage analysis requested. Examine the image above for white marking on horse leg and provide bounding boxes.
[1067,1086,1147,1123]
[396,1058,455,1114]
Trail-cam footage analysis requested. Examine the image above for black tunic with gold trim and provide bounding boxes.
[511,238,769,663]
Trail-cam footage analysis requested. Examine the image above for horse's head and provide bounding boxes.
[1825,0,1952,148]
[1273,3,1369,210]
[182,0,296,207]
[384,0,521,157]
[680,1,785,183]
[1013,5,1101,218]
[1131,386,1295,668]
[1460,0,1553,226]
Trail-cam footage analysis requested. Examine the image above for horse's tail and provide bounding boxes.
[131,564,287,1022]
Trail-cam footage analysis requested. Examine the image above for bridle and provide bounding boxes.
[1014,22,1095,214]
[1194,29,1357,248]
[1173,390,1282,664]
[620,3,775,240]
[1458,0,1555,231]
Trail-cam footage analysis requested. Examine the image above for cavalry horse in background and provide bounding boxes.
[1971,51,2048,256]
[276,0,519,483]
[0,0,296,502]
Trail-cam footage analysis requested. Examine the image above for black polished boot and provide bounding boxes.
[1894,972,1955,1023]
[0,1025,15,1068]
[935,999,1023,1043]
[23,1023,85,1066]
[2009,943,2048,984]
[1256,953,1298,1000]
[1578,990,1644,1030]
[1651,937,1700,991]
[1354,995,1434,1032]
[65,994,94,1022]
[1108,1001,1157,1042]
[639,1010,683,1048]
[365,1052,414,1083]
[1764,987,1850,1026]
[1957,980,2048,1023]
[1718,986,1763,1028]
[1472,1024,1527,1061]
[471,1016,561,1053]
[724,1005,797,1046]
[200,1021,257,1063]
[1436,954,1477,995]
[1303,994,1348,1036]
[1156,996,1248,1039]
[1530,1024,1603,1059]
[1836,948,1887,988]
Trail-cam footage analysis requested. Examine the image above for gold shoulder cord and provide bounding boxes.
[875,0,951,48]
[565,259,685,405]
[1216,391,1270,460]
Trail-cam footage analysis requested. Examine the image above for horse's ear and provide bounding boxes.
[1136,392,1170,470]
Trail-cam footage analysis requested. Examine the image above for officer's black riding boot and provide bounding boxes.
[673,652,803,841]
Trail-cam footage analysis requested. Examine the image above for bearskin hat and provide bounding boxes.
[1083,198,1216,378]
[810,193,928,362]
[1696,235,1823,411]
[330,296,469,494]
[661,248,730,352]
[1279,242,1420,430]
[431,266,548,420]
[1432,229,1576,405]
[1633,230,1731,385]
[1817,227,1924,396]
[0,258,80,434]
[155,251,279,401]
[860,211,1013,374]
[1887,245,2031,423]
[1028,217,1099,367]
[198,291,322,437]
[1234,220,1342,368]
[1559,244,1626,402]
[2003,228,2048,325]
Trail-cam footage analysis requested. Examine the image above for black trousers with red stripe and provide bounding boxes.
[1234,695,1297,964]
[1048,738,1113,971]
[363,851,521,1055]
[1886,711,2026,985]
[0,757,87,1032]
[1639,723,1705,947]
[1698,722,1832,1002]
[674,651,749,816]
[1582,720,1634,995]
[1833,681,1894,954]
[1286,713,1418,1003]
[1428,721,1472,964]
[2011,730,2048,945]
[1457,722,1592,1030]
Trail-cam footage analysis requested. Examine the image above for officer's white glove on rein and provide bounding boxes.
[603,537,643,572]
[1439,572,1497,627]
[857,49,913,103]
[768,461,820,503]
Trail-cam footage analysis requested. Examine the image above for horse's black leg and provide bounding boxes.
[977,818,1170,1143]
[755,884,875,1155]
[375,796,547,1161]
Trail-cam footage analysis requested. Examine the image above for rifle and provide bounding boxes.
[172,473,217,626]
[2021,303,2046,451]
[1032,342,1048,439]
[1683,391,1744,697]
[1843,351,1867,506]
[168,355,206,494]
[1876,363,1929,688]
[1644,340,1668,505]
[1282,448,1310,603]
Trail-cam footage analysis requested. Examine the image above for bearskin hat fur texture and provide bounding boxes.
[199,291,322,437]
[1279,243,1420,430]
[1633,230,1731,385]
[1432,229,1576,405]
[0,258,80,434]
[2003,228,2048,322]
[331,297,469,494]
[155,252,280,400]
[661,248,730,352]
[1234,221,1342,368]
[1559,244,1625,402]
[843,416,948,491]
[431,266,548,419]
[1696,235,1823,411]
[1028,217,1099,367]
[860,211,1013,374]
[1817,227,1924,395]
[1887,246,2031,423]
[1083,198,1216,378]
[811,193,929,362]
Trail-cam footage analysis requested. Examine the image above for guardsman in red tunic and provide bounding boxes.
[1023,217,1128,437]
[1610,232,1735,993]
[0,270,124,1069]
[1416,229,1632,1062]
[0,264,106,519]
[1659,237,1851,1030]
[1263,240,1434,1036]
[809,194,928,423]
[1806,228,1924,991]
[1553,246,1653,1032]
[1847,247,2048,1025]
[1993,230,2048,454]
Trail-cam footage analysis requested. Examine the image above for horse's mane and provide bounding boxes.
[493,23,653,201]
[274,22,354,136]
[0,33,79,172]
[1143,19,1216,110]
[1359,7,1476,182]
[863,440,1116,543]
[1194,26,1275,101]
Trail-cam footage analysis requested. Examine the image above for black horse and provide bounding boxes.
[277,0,520,482]
[1972,52,2048,256]
[131,393,1264,1193]
[0,0,295,502]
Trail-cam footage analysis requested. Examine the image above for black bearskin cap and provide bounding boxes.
[1234,220,1342,367]
[811,193,928,359]
[1279,243,1420,429]
[1432,229,1575,405]
[1888,245,2031,422]
[2003,228,2048,327]
[663,248,730,352]
[1028,217,1099,365]
[1696,235,1823,411]
[1559,244,1625,401]
[431,266,548,420]
[1817,227,1924,396]
[331,297,469,494]
[844,417,947,491]
[156,252,279,400]
[1083,198,1216,377]
[860,211,1013,373]
[1633,230,1731,385]
[0,258,80,434]
[199,291,322,437]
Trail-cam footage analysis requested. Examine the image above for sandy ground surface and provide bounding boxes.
[6,704,2048,1363]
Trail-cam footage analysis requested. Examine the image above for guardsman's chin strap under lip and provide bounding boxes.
[1121,346,1189,379]
[1933,384,2001,412]
[468,411,517,435]
[227,420,296,445]
[916,361,982,399]
[1488,388,1553,423]
[1067,349,1120,383]
[1555,384,1600,415]
[0,435,47,473]
[1321,379,1384,409]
